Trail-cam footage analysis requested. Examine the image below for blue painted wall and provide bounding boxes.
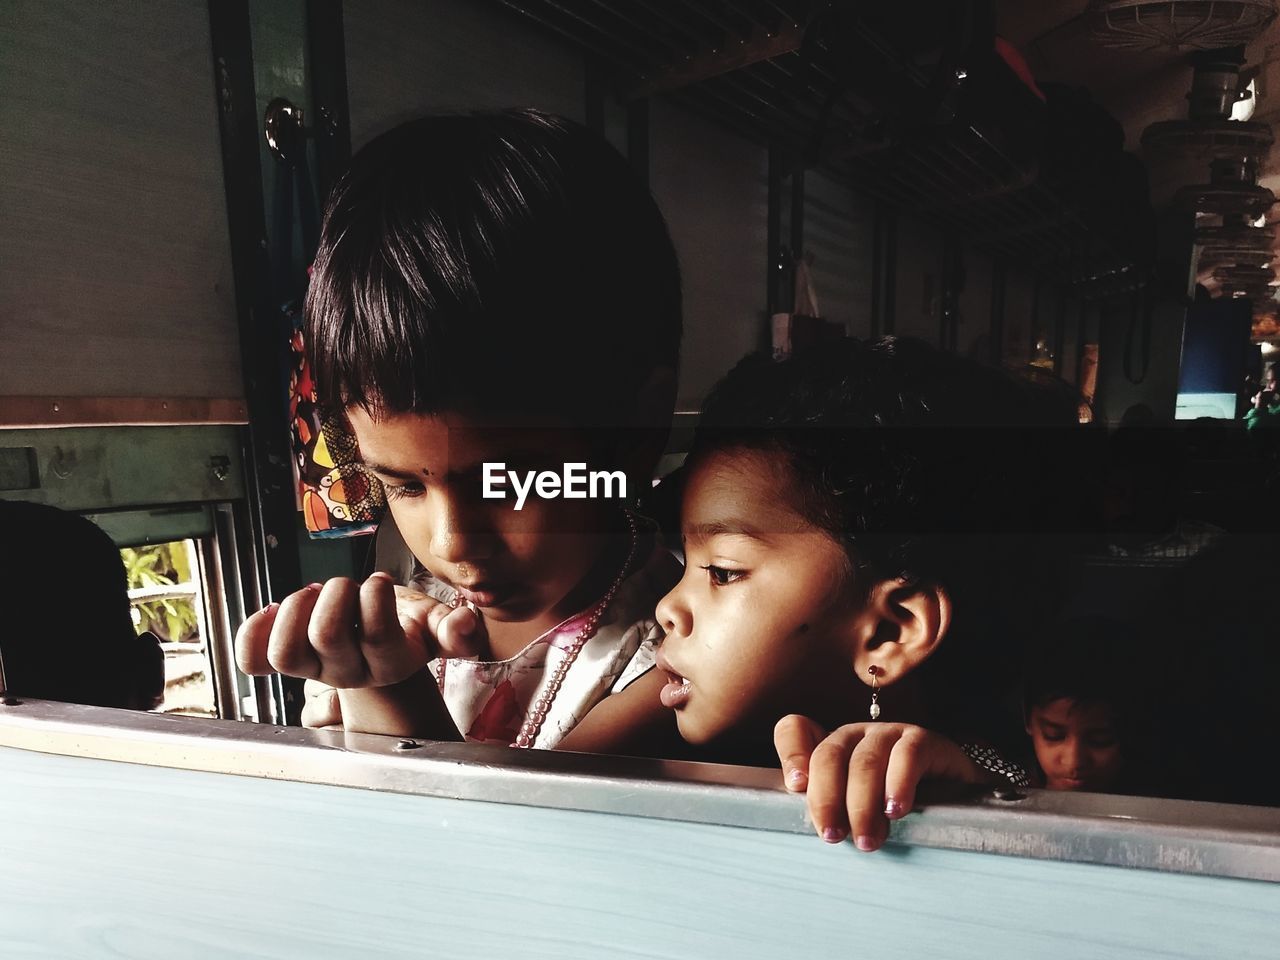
[3,746,1276,959]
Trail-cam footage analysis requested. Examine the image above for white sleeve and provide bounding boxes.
[610,620,663,694]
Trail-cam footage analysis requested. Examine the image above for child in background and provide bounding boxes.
[236,110,685,754]
[652,337,1084,848]
[1022,617,1139,793]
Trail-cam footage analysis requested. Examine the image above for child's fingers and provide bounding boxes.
[307,579,368,687]
[393,585,450,654]
[805,725,866,844]
[235,602,280,675]
[436,606,487,659]
[844,727,900,852]
[882,727,929,820]
[773,714,827,793]
[267,585,325,680]
[392,586,487,660]
[300,679,342,729]
[357,574,432,684]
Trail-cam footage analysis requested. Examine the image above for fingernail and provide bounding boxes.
[264,602,279,615]
[884,797,905,819]
[308,582,324,590]
[821,827,847,844]
[785,768,807,790]
[855,835,878,852]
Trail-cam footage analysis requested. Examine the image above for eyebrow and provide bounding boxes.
[362,460,428,482]
[683,520,770,542]
[362,459,500,484]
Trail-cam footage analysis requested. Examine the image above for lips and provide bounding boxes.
[655,651,691,709]
[453,582,512,608]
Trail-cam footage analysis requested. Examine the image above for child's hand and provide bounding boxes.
[235,572,485,690]
[300,678,342,729]
[774,715,994,852]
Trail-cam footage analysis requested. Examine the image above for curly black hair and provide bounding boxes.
[687,336,1090,737]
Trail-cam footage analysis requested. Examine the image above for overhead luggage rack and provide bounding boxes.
[496,0,1151,286]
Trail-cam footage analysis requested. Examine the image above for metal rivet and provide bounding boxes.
[395,739,421,751]
[992,786,1024,801]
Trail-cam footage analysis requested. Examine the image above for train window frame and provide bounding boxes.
[0,697,1276,884]
[0,424,286,724]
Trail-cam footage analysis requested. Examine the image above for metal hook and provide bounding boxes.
[264,97,310,166]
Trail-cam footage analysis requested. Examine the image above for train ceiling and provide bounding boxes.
[492,0,1253,291]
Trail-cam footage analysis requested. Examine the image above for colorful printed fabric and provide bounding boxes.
[289,322,385,538]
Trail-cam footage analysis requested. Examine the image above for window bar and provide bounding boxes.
[0,636,11,705]
[216,501,283,724]
[198,528,244,722]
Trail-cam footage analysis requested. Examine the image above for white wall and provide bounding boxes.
[892,216,945,344]
[649,99,769,410]
[803,171,875,338]
[0,0,241,401]
[344,0,584,149]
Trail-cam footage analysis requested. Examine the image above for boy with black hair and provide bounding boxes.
[238,110,685,753]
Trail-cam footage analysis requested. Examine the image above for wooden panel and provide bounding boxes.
[0,425,246,510]
[0,396,247,428]
[650,99,769,410]
[344,0,585,150]
[0,0,243,400]
[2,745,1277,959]
[803,171,875,338]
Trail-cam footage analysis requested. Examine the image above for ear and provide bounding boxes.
[850,578,952,687]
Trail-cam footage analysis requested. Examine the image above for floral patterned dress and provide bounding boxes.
[412,540,680,748]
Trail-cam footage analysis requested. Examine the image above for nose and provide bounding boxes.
[427,486,496,566]
[1061,738,1088,777]
[655,578,692,640]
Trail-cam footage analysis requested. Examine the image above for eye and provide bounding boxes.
[383,481,426,501]
[1038,728,1067,743]
[701,564,746,586]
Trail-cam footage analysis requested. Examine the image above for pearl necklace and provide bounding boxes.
[435,511,640,749]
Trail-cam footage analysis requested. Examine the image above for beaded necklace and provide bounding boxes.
[434,511,640,749]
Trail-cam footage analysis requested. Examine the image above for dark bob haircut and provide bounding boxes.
[306,109,682,427]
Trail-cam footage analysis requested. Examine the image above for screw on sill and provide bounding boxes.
[992,786,1025,802]
[395,739,421,751]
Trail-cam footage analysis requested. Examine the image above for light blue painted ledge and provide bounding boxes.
[1,700,1276,959]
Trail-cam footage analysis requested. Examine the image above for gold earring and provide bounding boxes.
[868,665,881,720]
